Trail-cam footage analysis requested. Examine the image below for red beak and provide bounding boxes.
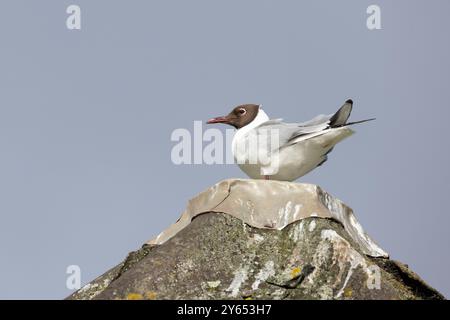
[206,116,229,124]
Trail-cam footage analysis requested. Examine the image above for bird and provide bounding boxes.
[206,99,374,181]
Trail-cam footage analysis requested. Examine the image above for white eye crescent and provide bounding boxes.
[238,108,246,115]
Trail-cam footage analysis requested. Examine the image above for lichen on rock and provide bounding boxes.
[67,180,444,300]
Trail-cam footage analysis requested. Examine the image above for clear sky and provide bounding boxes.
[0,0,449,299]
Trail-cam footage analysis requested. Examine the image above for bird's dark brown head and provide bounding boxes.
[207,104,260,129]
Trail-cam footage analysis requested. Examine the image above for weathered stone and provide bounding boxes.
[67,181,444,300]
[146,179,388,258]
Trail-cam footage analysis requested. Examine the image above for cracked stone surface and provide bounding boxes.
[146,179,388,258]
[68,213,444,300]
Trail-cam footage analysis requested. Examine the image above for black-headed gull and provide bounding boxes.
[207,99,374,181]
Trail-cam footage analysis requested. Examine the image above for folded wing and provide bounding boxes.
[253,100,354,154]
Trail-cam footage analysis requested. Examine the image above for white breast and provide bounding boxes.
[231,107,270,158]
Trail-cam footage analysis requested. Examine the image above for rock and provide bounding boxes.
[67,179,444,300]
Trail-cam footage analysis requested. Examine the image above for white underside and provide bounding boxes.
[233,126,354,181]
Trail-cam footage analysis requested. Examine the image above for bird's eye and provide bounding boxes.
[238,108,246,115]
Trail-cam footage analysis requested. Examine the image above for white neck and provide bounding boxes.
[232,107,270,153]
[240,107,270,132]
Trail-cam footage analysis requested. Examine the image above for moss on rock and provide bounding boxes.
[67,213,444,300]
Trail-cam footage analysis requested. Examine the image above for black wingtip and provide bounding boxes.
[345,99,353,104]
[345,118,376,126]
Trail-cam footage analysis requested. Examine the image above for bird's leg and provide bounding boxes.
[264,175,270,180]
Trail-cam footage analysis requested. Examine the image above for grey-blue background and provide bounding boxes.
[0,0,448,299]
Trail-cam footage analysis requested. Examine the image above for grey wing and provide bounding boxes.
[255,99,354,149]
[250,100,354,163]
[287,114,332,141]
[255,114,333,152]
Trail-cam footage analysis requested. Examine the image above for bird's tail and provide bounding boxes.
[330,99,375,128]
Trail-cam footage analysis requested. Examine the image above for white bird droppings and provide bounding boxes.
[226,267,249,297]
[252,261,275,290]
[308,220,316,232]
